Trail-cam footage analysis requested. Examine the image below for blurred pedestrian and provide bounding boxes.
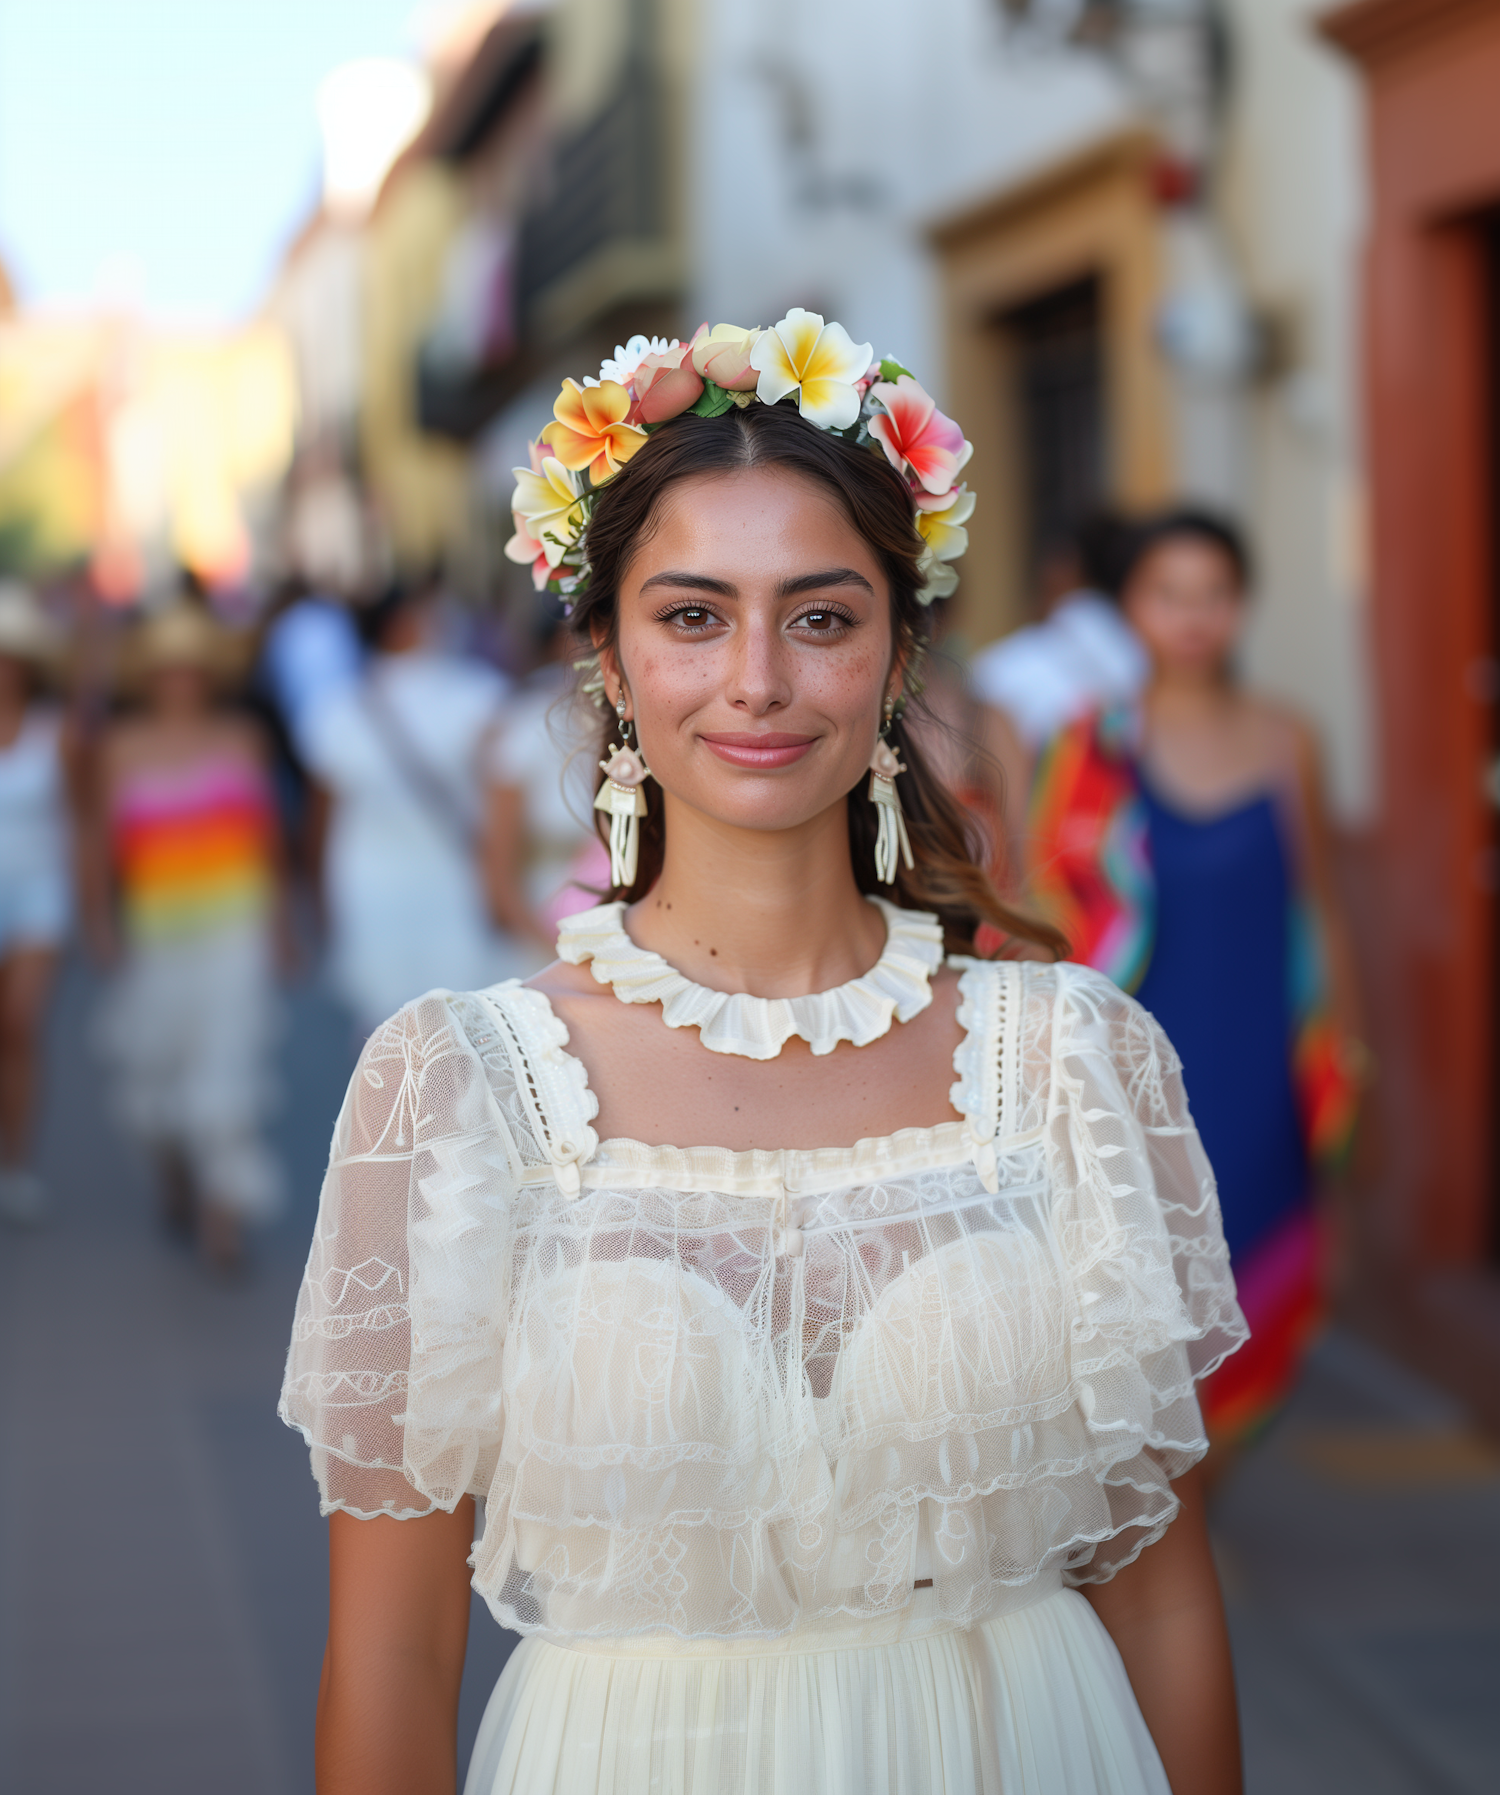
[482,609,608,957]
[969,515,1146,865]
[0,583,78,1226]
[300,578,522,1032]
[86,601,289,1273]
[260,580,363,763]
[1027,509,1364,1454]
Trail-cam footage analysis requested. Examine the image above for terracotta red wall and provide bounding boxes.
[1326,0,1500,1262]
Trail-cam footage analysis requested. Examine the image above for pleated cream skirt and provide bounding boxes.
[463,1588,1169,1795]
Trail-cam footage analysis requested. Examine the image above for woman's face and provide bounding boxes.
[1122,536,1245,681]
[602,466,899,838]
[0,652,30,707]
[146,661,215,716]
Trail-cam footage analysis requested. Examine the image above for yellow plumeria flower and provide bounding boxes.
[690,322,763,390]
[509,457,586,566]
[749,307,873,429]
[914,482,975,563]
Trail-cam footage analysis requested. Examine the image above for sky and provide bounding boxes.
[0,0,427,326]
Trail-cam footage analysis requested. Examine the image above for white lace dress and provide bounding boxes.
[280,903,1246,1795]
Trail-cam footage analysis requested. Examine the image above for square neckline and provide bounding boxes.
[471,956,1019,1195]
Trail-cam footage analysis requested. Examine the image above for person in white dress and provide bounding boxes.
[300,582,524,1032]
[0,583,75,1226]
[483,614,610,959]
[282,316,1246,1794]
[969,519,1148,871]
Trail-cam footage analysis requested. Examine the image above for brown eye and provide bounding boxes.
[799,611,839,630]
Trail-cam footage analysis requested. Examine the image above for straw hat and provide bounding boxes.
[0,581,63,667]
[122,602,251,687]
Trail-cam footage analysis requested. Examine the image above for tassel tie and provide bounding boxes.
[594,744,650,886]
[868,739,914,885]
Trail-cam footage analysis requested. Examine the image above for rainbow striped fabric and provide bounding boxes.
[1025,706,1363,1449]
[113,755,274,943]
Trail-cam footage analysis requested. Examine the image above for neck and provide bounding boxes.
[626,795,887,998]
[1144,665,1234,717]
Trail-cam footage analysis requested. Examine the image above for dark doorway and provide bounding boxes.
[1003,276,1105,605]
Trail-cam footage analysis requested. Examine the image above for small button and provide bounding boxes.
[553,1139,579,1162]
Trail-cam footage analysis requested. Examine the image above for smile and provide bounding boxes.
[699,732,817,769]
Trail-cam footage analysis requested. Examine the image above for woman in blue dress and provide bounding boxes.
[1028,510,1364,1447]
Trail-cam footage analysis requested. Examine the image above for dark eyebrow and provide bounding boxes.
[638,567,875,601]
[775,568,874,599]
[639,571,738,596]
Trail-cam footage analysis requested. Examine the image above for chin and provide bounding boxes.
[671,771,853,837]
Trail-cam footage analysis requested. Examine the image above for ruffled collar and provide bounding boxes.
[556,897,945,1060]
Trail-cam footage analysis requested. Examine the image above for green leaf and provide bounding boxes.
[688,380,736,418]
[878,357,914,384]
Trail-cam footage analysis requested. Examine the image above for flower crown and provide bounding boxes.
[505,308,975,611]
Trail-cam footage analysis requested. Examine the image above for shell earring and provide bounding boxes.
[595,694,652,886]
[868,694,912,884]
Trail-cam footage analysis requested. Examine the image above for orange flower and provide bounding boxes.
[540,379,647,484]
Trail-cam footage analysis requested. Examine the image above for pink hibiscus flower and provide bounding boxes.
[867,375,972,495]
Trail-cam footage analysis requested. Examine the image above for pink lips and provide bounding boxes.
[699,731,816,769]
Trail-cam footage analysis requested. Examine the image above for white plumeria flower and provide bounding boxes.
[597,334,679,386]
[915,550,960,604]
[749,308,874,429]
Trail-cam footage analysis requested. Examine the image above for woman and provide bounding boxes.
[282,318,1246,1795]
[299,579,522,1033]
[89,601,288,1272]
[0,582,76,1226]
[1028,510,1362,1450]
[483,608,610,957]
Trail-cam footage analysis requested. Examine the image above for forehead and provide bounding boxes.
[627,466,884,586]
[1138,534,1242,584]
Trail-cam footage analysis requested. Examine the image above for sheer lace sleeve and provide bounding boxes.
[278,991,523,1518]
[1040,963,1247,1583]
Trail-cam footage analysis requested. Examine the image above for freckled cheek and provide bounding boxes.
[629,647,722,731]
[796,644,888,723]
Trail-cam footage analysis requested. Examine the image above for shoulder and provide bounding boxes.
[1002,959,1179,1075]
[340,984,531,1153]
[357,984,513,1083]
[1238,693,1317,763]
[525,955,606,1001]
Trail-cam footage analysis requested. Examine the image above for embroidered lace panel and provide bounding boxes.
[280,960,1246,1646]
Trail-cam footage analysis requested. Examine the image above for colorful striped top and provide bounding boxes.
[112,754,274,943]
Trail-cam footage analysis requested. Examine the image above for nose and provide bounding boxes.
[725,612,793,715]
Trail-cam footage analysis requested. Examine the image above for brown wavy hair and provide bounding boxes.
[571,401,1063,958]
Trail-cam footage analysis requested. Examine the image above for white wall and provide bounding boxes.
[688,0,1377,824]
[688,0,1128,406]
[1218,0,1375,823]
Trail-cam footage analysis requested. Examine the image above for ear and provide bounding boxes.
[885,638,910,710]
[593,640,625,714]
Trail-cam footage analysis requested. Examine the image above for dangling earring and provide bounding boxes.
[595,694,651,887]
[868,694,913,884]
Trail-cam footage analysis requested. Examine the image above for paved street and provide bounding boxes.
[1,957,1497,1794]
